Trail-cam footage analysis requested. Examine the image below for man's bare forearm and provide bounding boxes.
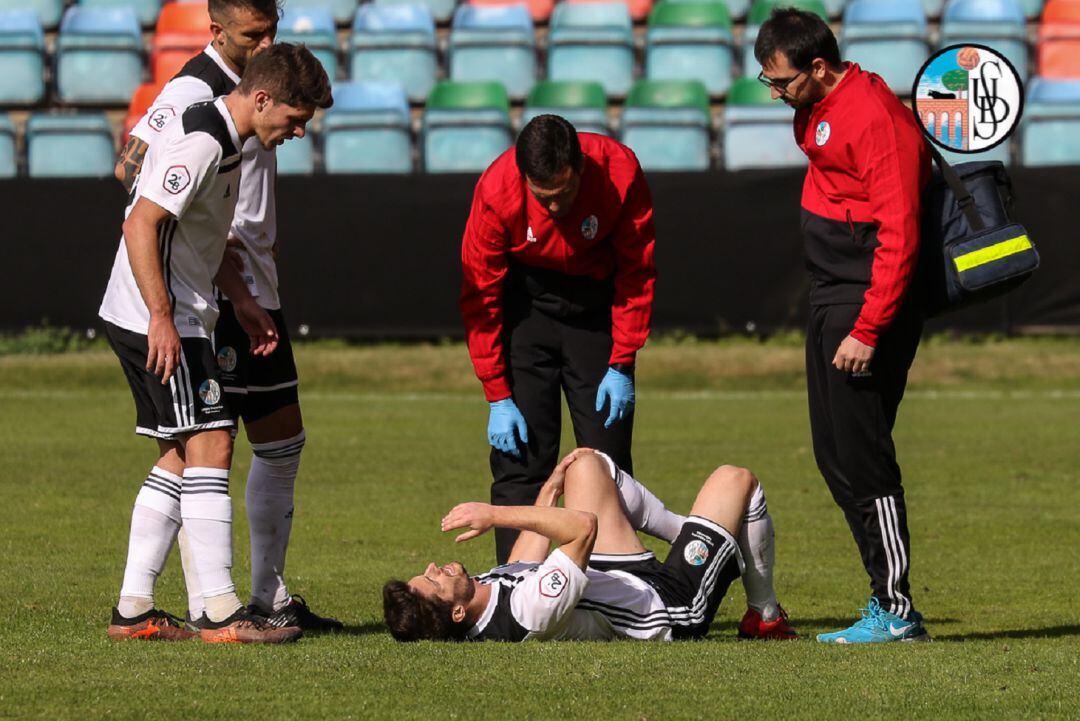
[214,255,256,307]
[115,136,149,192]
[493,505,596,570]
[123,208,172,319]
[506,482,562,563]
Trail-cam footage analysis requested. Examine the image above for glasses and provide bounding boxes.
[757,70,804,93]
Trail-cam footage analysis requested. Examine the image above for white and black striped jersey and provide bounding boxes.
[130,44,281,310]
[99,97,242,338]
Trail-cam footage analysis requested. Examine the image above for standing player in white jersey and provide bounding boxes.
[115,0,341,632]
[383,449,797,642]
[101,43,333,643]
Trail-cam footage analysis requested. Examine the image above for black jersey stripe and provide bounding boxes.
[217,156,241,174]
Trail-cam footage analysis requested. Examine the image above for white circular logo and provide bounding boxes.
[581,215,598,240]
[216,346,237,373]
[198,379,221,406]
[683,540,709,567]
[912,44,1024,154]
[815,121,831,147]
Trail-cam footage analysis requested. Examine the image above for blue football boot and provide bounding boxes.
[816,597,930,644]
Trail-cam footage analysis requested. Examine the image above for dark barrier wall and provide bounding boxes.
[2,168,1078,336]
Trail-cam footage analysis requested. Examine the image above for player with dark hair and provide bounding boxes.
[383,449,795,642]
[755,8,932,643]
[460,115,657,565]
[115,0,342,633]
[100,44,331,643]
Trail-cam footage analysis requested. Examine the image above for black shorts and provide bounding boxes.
[213,299,300,424]
[104,322,235,440]
[589,516,743,639]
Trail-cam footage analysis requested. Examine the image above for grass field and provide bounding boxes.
[1,339,1078,720]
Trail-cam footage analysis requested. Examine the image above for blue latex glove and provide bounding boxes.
[595,366,635,429]
[487,398,528,458]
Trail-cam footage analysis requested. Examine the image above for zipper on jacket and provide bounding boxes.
[845,209,857,241]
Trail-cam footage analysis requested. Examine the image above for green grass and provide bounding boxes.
[1,341,1078,720]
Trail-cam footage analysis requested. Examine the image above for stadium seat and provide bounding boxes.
[1020,77,1080,165]
[722,77,805,170]
[26,113,116,177]
[449,4,536,100]
[123,81,164,139]
[935,140,1012,165]
[621,79,712,171]
[1038,0,1080,78]
[323,81,413,173]
[522,80,610,135]
[276,131,317,174]
[285,0,358,27]
[645,1,735,97]
[922,0,946,18]
[80,0,162,28]
[422,80,512,173]
[470,0,557,24]
[151,1,210,83]
[940,0,1028,81]
[568,0,655,22]
[666,0,751,22]
[0,114,15,177]
[56,6,144,105]
[0,10,46,105]
[1019,0,1045,18]
[840,0,929,95]
[277,6,339,81]
[350,3,438,102]
[742,0,827,75]
[377,0,458,24]
[547,2,635,97]
[0,0,63,29]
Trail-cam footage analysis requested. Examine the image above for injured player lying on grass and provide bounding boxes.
[383,449,797,642]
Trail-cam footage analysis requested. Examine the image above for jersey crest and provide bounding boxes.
[163,165,191,195]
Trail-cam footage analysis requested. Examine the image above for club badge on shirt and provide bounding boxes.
[539,569,567,598]
[815,121,832,147]
[163,165,191,195]
[581,215,598,240]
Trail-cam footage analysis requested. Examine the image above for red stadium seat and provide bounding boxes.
[155,1,211,35]
[1042,0,1080,23]
[470,0,556,23]
[566,0,654,22]
[1037,24,1080,77]
[123,81,165,141]
[151,2,211,83]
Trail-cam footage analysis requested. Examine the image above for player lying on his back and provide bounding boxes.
[383,449,796,641]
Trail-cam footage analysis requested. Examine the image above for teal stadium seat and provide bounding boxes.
[1019,0,1045,19]
[547,2,635,97]
[277,6,339,81]
[27,113,115,177]
[840,0,929,95]
[79,0,163,28]
[422,81,513,173]
[646,2,735,97]
[449,4,536,101]
[939,0,1029,82]
[922,0,945,18]
[722,77,806,170]
[377,0,458,25]
[0,10,46,105]
[276,131,317,174]
[56,6,144,104]
[324,81,414,173]
[0,0,63,29]
[0,114,15,177]
[742,0,828,75]
[350,3,438,102]
[621,79,713,170]
[1020,77,1080,166]
[285,0,358,26]
[522,80,610,135]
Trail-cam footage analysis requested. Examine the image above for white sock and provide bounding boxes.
[605,457,686,544]
[176,527,205,620]
[247,430,305,612]
[180,466,242,622]
[738,482,779,621]
[117,467,182,617]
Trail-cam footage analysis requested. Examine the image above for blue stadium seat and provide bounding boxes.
[285,0,358,26]
[449,4,536,101]
[277,6,339,81]
[621,80,713,171]
[0,114,15,177]
[56,6,144,105]
[276,132,317,175]
[922,0,945,18]
[79,0,162,28]
[940,0,1028,81]
[0,0,63,29]
[840,0,929,95]
[1020,78,1080,166]
[645,2,735,97]
[422,81,513,173]
[521,80,610,135]
[0,10,46,105]
[1019,0,1044,19]
[722,78,806,170]
[350,3,438,102]
[27,113,115,177]
[547,3,635,97]
[376,0,458,24]
[324,81,413,173]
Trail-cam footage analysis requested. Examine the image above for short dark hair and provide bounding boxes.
[208,0,281,23]
[516,114,583,183]
[383,580,468,642]
[237,43,333,110]
[754,8,841,71]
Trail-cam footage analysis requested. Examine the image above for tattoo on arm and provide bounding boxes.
[117,137,149,192]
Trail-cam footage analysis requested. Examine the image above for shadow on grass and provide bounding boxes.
[710,617,961,633]
[338,621,387,636]
[934,624,1080,642]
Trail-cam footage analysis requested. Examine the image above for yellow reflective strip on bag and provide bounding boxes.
[953,235,1033,274]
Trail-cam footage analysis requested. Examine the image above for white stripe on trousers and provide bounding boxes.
[875,496,910,618]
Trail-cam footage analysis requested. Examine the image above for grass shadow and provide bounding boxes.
[337,621,386,637]
[711,616,961,633]
[934,624,1080,642]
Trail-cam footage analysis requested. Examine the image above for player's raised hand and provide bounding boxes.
[146,314,181,385]
[545,448,597,498]
[442,502,497,543]
[234,298,279,357]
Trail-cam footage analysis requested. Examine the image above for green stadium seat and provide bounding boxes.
[621,79,713,171]
[422,81,513,173]
[27,113,116,177]
[723,77,805,170]
[646,2,735,97]
[522,80,610,135]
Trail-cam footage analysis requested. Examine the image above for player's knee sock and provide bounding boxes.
[176,526,205,620]
[737,482,779,621]
[613,467,686,543]
[246,430,305,613]
[117,467,182,618]
[180,466,242,623]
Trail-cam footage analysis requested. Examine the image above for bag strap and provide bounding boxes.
[928,143,986,233]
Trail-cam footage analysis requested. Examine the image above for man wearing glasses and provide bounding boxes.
[754,8,933,644]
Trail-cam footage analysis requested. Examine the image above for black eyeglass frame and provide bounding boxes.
[756,69,806,93]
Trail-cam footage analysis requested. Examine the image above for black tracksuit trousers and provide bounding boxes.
[806,302,923,619]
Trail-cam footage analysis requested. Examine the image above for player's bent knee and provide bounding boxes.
[565,451,612,486]
[183,428,234,468]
